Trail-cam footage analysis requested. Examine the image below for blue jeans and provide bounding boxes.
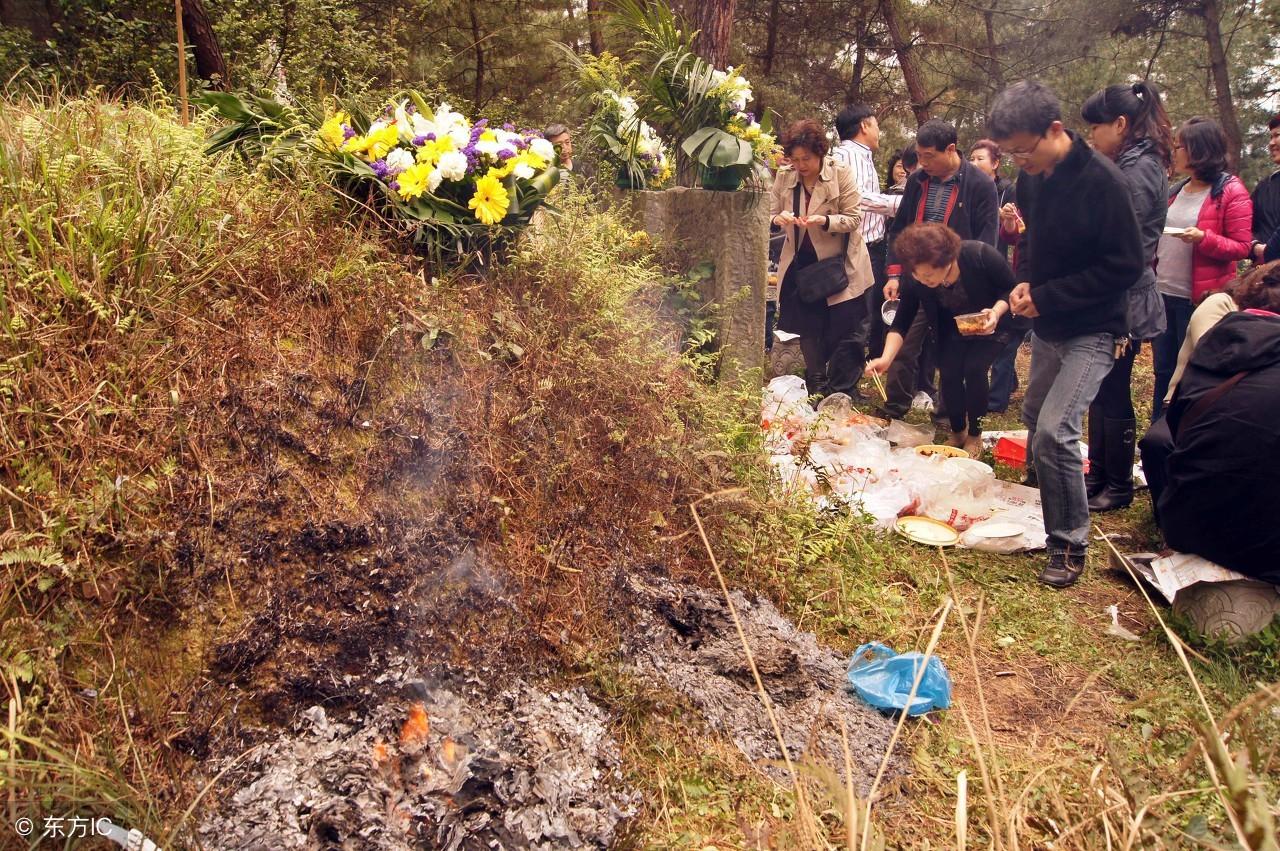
[987,332,1024,411]
[1022,332,1117,553]
[1151,294,1193,420]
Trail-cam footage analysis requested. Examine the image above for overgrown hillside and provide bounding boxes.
[0,92,743,843]
[3,94,1278,851]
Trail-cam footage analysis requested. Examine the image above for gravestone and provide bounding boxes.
[618,186,769,381]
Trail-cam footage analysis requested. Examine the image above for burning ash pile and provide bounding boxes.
[622,574,899,792]
[198,671,637,849]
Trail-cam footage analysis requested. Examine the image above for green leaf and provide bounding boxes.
[196,91,254,122]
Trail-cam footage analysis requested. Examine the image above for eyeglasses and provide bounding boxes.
[1007,136,1044,161]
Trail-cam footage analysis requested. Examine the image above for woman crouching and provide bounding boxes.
[866,223,1013,457]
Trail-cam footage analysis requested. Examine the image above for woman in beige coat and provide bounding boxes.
[771,119,875,399]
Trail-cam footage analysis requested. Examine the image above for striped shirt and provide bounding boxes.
[923,171,961,223]
[830,139,900,244]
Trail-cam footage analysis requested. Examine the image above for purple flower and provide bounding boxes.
[497,148,515,161]
[342,126,357,140]
[744,111,756,122]
[405,104,416,114]
[371,159,390,179]
[474,118,488,129]
[389,180,400,191]
[650,166,660,176]
[413,135,428,146]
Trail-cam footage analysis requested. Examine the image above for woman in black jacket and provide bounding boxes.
[1079,81,1173,511]
[866,223,1013,456]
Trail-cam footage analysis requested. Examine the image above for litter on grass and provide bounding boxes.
[763,377,1046,551]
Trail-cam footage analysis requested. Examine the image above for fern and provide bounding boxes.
[0,544,66,568]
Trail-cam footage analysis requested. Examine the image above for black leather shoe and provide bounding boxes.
[1038,550,1086,588]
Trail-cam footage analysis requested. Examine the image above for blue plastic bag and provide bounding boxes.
[846,641,951,716]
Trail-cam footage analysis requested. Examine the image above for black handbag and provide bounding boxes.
[791,182,850,304]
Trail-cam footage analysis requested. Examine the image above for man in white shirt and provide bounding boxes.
[831,104,902,358]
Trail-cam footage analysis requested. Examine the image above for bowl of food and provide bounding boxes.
[954,311,990,336]
[916,444,969,459]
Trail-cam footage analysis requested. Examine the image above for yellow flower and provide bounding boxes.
[397,163,433,200]
[365,124,400,160]
[318,111,350,150]
[468,174,510,225]
[414,135,455,167]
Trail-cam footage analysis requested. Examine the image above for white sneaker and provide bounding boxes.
[910,392,935,413]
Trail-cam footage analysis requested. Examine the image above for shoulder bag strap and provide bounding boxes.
[793,182,802,248]
[1172,370,1249,443]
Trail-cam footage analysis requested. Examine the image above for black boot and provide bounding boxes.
[1088,417,1136,512]
[1084,405,1105,499]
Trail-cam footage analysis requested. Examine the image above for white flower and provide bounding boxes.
[394,100,414,142]
[426,168,443,193]
[511,160,535,180]
[437,150,468,181]
[475,137,501,157]
[448,125,471,148]
[433,103,466,133]
[385,147,415,174]
[410,112,435,140]
[717,66,753,112]
[529,137,556,162]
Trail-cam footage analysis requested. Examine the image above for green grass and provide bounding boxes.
[652,344,1279,848]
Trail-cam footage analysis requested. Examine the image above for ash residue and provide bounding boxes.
[623,574,900,792]
[197,672,637,850]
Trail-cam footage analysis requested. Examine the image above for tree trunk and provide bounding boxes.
[586,0,604,55]
[0,0,58,43]
[469,0,485,107]
[692,0,737,68]
[761,0,780,75]
[983,4,1003,93]
[1198,0,1242,167]
[180,0,228,89]
[880,0,931,124]
[845,18,867,106]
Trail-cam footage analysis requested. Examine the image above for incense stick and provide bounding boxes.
[869,369,888,403]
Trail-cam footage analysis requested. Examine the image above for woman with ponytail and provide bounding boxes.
[1078,81,1172,511]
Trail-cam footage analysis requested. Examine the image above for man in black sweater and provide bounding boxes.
[988,81,1144,588]
[880,120,998,418]
[1250,114,1280,263]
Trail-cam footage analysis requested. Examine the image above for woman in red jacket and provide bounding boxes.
[1151,117,1253,417]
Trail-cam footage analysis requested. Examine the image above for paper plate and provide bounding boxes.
[895,515,960,546]
[966,521,1024,539]
[916,444,968,459]
[948,457,994,476]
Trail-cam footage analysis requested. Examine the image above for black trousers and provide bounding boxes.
[799,295,869,399]
[1092,340,1140,419]
[863,239,888,359]
[883,310,939,417]
[938,335,1004,436]
[1138,415,1173,526]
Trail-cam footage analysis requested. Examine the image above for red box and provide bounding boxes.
[993,436,1026,468]
[993,435,1089,472]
